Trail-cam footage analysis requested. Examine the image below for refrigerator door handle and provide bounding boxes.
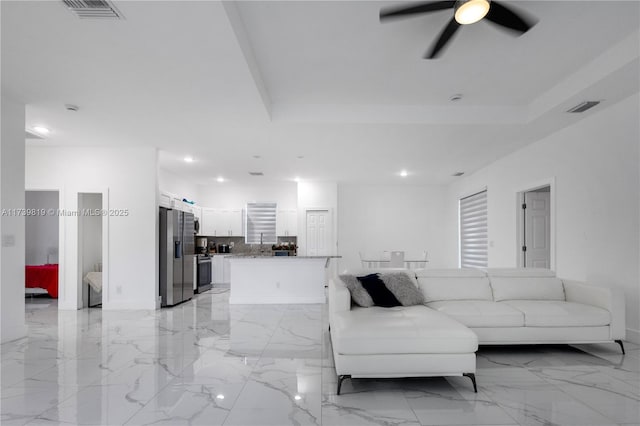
[174,241,182,259]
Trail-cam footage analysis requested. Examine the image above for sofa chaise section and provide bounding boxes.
[329,271,479,395]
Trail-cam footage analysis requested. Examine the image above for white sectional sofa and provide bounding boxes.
[329,267,625,395]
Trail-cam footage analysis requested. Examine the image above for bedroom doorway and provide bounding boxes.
[517,183,554,269]
[24,190,60,309]
[78,192,103,308]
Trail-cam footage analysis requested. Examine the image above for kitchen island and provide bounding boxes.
[227,255,340,304]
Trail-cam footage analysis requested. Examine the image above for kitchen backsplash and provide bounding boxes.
[201,236,297,255]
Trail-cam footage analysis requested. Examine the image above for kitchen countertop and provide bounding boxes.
[226,254,341,259]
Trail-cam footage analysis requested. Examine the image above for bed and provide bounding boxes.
[25,264,59,298]
[84,263,103,307]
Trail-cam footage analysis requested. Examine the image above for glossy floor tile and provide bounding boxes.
[1,291,638,425]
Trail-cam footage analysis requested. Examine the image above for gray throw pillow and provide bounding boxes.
[379,273,425,306]
[339,274,374,307]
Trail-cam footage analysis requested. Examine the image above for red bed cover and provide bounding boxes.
[25,264,59,298]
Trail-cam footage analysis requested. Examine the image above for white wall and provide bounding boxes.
[26,146,158,310]
[338,184,447,271]
[1,95,27,343]
[25,191,59,265]
[197,182,297,210]
[158,168,199,203]
[444,94,640,343]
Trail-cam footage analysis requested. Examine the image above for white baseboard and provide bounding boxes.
[102,300,158,310]
[626,327,640,344]
[57,301,79,310]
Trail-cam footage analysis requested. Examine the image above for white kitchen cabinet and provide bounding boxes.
[227,209,244,236]
[198,208,244,237]
[277,209,297,236]
[223,257,231,284]
[159,191,172,208]
[212,255,229,285]
[201,208,217,236]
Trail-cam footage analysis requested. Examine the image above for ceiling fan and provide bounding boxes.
[380,0,537,59]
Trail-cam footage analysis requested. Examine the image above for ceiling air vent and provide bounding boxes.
[249,172,264,176]
[567,101,600,113]
[62,0,124,19]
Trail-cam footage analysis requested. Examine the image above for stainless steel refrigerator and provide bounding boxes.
[159,207,195,307]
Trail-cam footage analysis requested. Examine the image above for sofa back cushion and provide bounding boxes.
[483,268,556,278]
[490,277,565,301]
[415,268,493,302]
[487,268,565,301]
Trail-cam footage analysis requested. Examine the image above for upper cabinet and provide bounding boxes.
[200,208,244,237]
[276,209,297,237]
[224,209,244,236]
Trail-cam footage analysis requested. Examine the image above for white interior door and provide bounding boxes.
[306,210,330,256]
[524,190,551,268]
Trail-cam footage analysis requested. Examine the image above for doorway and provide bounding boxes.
[25,190,60,308]
[78,193,103,308]
[305,209,331,256]
[518,185,552,268]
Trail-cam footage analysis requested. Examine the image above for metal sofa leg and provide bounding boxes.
[615,339,625,355]
[463,373,478,393]
[336,375,351,395]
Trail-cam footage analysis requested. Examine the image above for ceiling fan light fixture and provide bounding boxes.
[454,0,490,25]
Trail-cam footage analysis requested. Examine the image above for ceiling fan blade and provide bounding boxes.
[484,1,536,34]
[380,1,455,21]
[425,17,460,59]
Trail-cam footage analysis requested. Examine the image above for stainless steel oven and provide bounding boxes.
[196,255,213,293]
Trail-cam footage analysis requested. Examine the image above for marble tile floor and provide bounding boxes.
[1,290,638,426]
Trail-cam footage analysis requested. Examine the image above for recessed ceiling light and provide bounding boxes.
[252,155,262,159]
[33,126,50,135]
[184,156,194,163]
[296,155,304,159]
[400,170,408,177]
[452,171,465,177]
[217,177,225,183]
[64,104,79,112]
[294,395,302,401]
[449,94,463,102]
[216,394,225,400]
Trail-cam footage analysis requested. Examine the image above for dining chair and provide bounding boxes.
[405,250,428,269]
[360,251,381,268]
[388,251,405,268]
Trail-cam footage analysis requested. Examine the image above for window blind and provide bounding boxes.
[245,202,277,245]
[459,190,488,268]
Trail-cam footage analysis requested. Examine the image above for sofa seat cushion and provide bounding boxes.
[427,301,524,327]
[332,305,478,355]
[503,300,611,327]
